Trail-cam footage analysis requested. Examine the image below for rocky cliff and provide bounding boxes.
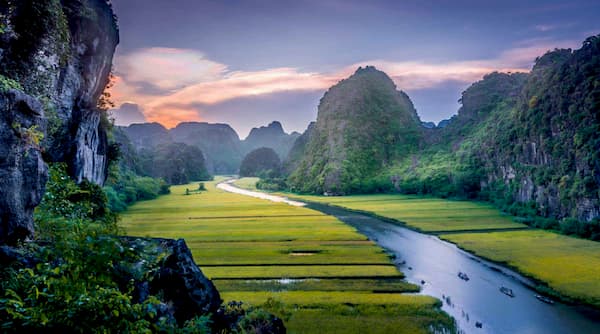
[284,121,315,173]
[0,0,118,243]
[467,37,600,221]
[289,66,423,194]
[289,37,599,224]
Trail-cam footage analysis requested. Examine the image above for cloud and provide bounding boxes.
[110,38,579,128]
[115,47,227,92]
[110,102,147,126]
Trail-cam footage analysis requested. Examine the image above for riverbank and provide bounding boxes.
[228,179,600,332]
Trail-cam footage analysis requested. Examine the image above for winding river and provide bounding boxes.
[218,181,600,334]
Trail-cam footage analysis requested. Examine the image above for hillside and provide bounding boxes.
[287,35,600,227]
[288,66,423,194]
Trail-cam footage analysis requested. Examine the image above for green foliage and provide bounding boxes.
[1,164,154,332]
[11,122,45,152]
[221,300,284,334]
[104,169,170,213]
[288,67,422,195]
[1,164,223,332]
[0,74,23,92]
[240,147,281,178]
[0,0,70,97]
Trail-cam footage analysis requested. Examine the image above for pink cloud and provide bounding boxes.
[111,38,579,127]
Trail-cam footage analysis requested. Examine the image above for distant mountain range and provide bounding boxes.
[120,120,299,174]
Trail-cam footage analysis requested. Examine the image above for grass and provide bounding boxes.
[202,264,401,279]
[442,230,600,307]
[120,180,454,333]
[220,291,439,306]
[213,278,419,293]
[188,240,391,265]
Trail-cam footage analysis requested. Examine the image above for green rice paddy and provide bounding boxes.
[280,184,600,307]
[287,193,527,232]
[120,180,454,333]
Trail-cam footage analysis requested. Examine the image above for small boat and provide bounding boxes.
[535,294,555,305]
[500,286,515,297]
[475,321,483,328]
[458,272,470,281]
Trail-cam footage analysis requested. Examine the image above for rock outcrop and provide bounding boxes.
[122,237,222,324]
[0,90,47,244]
[469,37,600,221]
[0,0,118,242]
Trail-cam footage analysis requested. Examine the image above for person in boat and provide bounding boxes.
[500,286,515,297]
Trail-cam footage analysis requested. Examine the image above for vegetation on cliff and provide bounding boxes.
[289,66,422,195]
[286,36,600,238]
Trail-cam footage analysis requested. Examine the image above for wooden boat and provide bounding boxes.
[500,286,515,297]
[535,294,555,305]
[458,271,470,281]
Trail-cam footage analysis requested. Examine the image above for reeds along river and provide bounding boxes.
[219,181,600,334]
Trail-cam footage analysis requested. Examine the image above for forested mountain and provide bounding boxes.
[120,120,300,174]
[287,36,600,226]
[239,147,282,177]
[284,121,315,173]
[122,122,172,150]
[288,66,423,194]
[243,121,300,159]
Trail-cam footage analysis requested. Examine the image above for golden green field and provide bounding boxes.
[120,179,454,333]
[273,183,600,307]
[286,193,527,232]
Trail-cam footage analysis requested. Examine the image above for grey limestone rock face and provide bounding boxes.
[0,0,118,242]
[0,90,47,244]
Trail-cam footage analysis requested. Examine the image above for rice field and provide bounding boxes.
[286,193,527,232]
[120,180,455,333]
[266,180,600,308]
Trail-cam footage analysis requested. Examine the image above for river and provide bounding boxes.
[218,181,600,334]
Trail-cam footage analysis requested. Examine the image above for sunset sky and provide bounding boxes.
[109,0,600,137]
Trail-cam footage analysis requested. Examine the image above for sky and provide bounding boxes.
[109,0,600,138]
